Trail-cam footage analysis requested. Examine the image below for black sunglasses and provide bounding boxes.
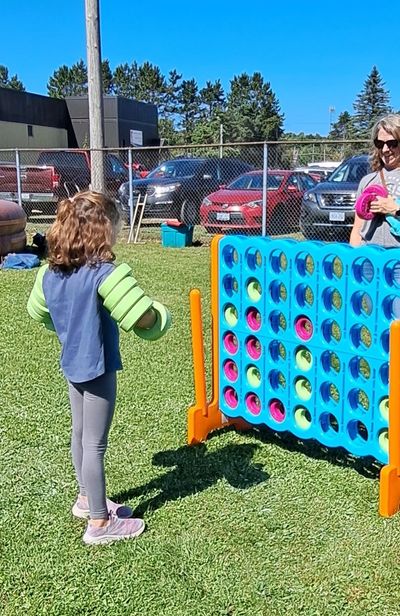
[374,138,399,150]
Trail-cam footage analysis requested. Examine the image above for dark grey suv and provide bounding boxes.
[118,157,253,226]
[300,154,370,241]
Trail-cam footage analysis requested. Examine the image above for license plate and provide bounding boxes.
[329,211,345,222]
[216,212,230,221]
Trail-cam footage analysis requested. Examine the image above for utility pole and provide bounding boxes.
[85,0,105,192]
[328,105,335,134]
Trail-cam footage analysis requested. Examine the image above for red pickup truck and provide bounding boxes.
[0,162,60,217]
[37,150,128,201]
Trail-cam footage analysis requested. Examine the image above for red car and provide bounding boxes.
[200,170,317,234]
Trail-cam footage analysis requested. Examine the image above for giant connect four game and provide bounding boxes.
[187,235,400,517]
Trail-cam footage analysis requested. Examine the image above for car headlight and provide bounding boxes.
[202,197,212,206]
[154,184,180,196]
[245,200,262,208]
[304,191,317,203]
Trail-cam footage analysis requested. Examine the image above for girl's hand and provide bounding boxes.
[136,307,157,330]
[369,195,398,215]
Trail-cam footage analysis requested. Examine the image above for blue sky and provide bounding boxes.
[2,1,399,136]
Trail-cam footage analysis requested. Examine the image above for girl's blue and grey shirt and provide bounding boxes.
[43,262,122,383]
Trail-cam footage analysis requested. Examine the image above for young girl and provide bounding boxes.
[27,191,170,545]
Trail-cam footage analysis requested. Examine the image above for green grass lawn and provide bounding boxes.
[2,240,400,616]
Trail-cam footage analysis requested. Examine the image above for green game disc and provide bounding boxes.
[225,305,238,327]
[379,430,389,453]
[103,276,138,312]
[246,365,261,388]
[247,279,261,302]
[110,287,145,322]
[379,398,389,420]
[98,263,132,298]
[295,378,312,401]
[120,296,154,332]
[295,347,313,371]
[294,407,311,429]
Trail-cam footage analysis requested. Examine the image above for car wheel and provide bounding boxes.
[269,203,289,235]
[180,200,197,226]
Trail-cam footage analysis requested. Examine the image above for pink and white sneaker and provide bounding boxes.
[72,497,133,520]
[83,513,145,545]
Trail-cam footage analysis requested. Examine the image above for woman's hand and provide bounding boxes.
[369,195,398,215]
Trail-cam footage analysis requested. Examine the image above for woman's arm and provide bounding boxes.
[349,211,364,246]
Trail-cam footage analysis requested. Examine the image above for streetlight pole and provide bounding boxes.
[85,0,105,193]
[328,105,335,134]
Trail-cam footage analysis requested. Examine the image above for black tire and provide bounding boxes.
[269,203,288,235]
[180,200,197,226]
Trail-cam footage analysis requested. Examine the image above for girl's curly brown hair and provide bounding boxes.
[46,191,121,271]
[370,114,400,171]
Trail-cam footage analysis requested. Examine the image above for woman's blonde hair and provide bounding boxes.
[47,191,121,271]
[370,113,400,171]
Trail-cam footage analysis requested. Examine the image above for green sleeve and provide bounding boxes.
[27,265,55,331]
[98,263,171,339]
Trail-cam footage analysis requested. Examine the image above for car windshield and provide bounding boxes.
[227,173,284,190]
[328,159,369,183]
[147,160,203,179]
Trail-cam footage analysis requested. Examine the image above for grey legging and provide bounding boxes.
[68,371,116,519]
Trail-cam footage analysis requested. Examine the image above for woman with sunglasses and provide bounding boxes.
[350,113,400,246]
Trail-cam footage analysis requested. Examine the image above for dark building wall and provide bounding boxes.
[0,88,68,127]
[65,96,159,148]
[117,98,159,147]
[0,89,158,149]
[0,88,77,148]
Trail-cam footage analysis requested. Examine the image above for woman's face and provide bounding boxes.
[376,127,400,170]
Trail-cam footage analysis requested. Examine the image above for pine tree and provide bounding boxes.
[0,65,25,90]
[112,62,138,98]
[200,80,225,118]
[329,111,357,139]
[101,59,113,94]
[224,72,284,142]
[47,61,87,98]
[177,78,201,140]
[353,66,391,136]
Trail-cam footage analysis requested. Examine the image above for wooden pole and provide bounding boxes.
[85,0,105,193]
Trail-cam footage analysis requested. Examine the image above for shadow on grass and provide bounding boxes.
[211,425,382,480]
[113,442,269,516]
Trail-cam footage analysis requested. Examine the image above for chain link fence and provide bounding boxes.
[0,139,370,244]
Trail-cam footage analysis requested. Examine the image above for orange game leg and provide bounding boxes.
[188,236,250,445]
[379,320,400,517]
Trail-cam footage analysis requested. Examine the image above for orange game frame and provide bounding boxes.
[187,235,400,517]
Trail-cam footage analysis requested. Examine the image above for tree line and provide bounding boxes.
[0,61,394,153]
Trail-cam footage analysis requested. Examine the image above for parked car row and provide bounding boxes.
[9,149,370,241]
[118,157,254,226]
[116,154,372,240]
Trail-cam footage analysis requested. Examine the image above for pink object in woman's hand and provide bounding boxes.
[354,184,388,220]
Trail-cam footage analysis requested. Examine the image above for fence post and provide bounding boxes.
[128,148,134,241]
[261,142,268,237]
[15,149,23,209]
